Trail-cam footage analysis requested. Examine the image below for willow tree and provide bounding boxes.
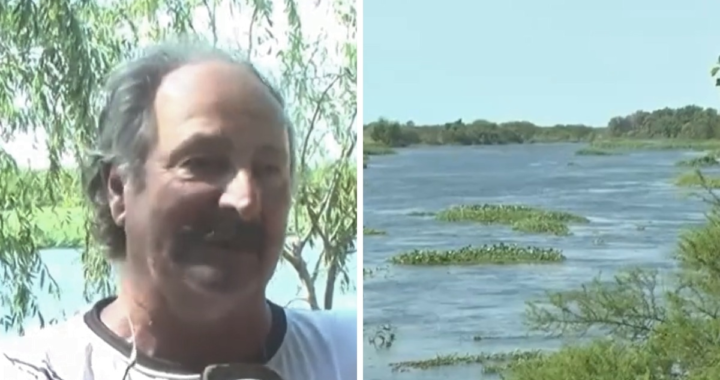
[0,0,356,333]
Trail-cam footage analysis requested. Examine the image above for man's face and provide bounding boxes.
[120,61,292,320]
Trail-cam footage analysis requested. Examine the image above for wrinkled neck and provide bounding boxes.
[100,281,272,372]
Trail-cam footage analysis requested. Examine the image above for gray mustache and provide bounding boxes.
[180,220,265,251]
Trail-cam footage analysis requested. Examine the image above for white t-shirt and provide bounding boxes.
[0,299,357,380]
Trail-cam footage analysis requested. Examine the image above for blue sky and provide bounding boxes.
[363,0,720,126]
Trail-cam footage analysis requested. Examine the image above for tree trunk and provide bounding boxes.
[323,260,338,310]
[283,248,320,310]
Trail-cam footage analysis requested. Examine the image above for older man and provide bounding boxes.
[0,40,357,380]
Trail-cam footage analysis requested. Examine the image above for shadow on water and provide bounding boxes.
[363,143,707,380]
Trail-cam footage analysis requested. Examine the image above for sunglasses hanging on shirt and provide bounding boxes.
[202,363,284,380]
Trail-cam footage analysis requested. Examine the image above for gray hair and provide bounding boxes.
[84,39,296,260]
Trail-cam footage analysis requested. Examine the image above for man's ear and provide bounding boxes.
[106,166,127,227]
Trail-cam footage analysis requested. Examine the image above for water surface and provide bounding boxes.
[363,143,708,379]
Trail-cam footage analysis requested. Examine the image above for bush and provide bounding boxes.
[503,197,720,379]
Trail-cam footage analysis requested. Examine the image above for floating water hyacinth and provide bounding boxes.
[434,204,588,236]
[389,244,565,266]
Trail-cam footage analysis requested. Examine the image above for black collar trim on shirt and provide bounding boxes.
[82,296,287,374]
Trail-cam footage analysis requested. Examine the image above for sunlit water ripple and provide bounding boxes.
[363,143,709,380]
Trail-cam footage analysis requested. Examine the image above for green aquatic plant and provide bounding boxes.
[590,139,720,151]
[675,154,720,168]
[363,265,390,279]
[390,350,544,375]
[512,217,572,236]
[389,244,565,266]
[575,147,619,156]
[364,227,387,235]
[674,171,720,189]
[436,204,588,236]
[408,211,435,217]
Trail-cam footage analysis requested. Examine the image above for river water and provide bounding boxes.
[363,143,710,379]
[0,247,357,338]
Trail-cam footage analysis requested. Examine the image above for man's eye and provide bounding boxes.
[183,157,229,173]
[255,163,281,177]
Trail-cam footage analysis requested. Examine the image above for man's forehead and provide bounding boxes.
[155,60,274,107]
[151,60,287,147]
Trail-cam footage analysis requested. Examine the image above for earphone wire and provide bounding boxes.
[120,311,139,380]
[118,303,272,380]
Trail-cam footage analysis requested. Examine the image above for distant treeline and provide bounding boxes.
[365,105,720,147]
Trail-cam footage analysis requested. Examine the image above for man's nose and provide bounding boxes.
[218,170,261,220]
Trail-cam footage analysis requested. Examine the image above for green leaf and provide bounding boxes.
[1,0,356,330]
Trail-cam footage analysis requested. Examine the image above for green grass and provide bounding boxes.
[363,141,396,156]
[2,206,86,249]
[389,244,565,266]
[435,204,588,236]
